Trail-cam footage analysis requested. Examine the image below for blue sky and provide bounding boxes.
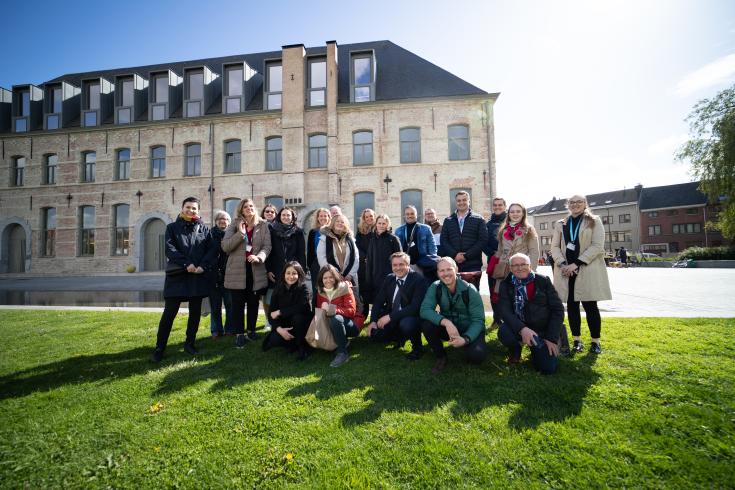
[2,0,734,207]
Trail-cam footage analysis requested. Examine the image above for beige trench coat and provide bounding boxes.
[550,214,612,302]
[222,218,272,291]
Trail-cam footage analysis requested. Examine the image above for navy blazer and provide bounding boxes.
[370,271,428,323]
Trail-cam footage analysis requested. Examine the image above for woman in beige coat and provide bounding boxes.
[551,194,611,354]
[222,198,272,348]
[492,203,540,293]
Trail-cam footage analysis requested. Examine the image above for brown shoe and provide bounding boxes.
[431,357,448,374]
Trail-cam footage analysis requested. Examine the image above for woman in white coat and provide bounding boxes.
[551,194,611,354]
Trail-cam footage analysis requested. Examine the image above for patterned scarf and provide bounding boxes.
[511,272,535,321]
[503,223,523,241]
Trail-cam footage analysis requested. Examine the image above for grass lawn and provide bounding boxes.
[0,311,733,489]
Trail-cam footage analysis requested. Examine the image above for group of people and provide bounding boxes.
[151,191,611,375]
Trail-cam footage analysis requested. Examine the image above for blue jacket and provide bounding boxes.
[483,212,506,257]
[439,209,488,272]
[395,222,437,259]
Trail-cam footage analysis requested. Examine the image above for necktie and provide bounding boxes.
[392,279,404,314]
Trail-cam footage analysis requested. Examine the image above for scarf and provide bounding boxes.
[271,221,299,239]
[428,220,441,234]
[503,223,524,241]
[180,212,202,224]
[511,272,535,321]
[323,287,336,301]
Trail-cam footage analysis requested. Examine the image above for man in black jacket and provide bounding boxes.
[497,253,563,374]
[367,252,428,360]
[439,191,488,288]
[483,197,507,326]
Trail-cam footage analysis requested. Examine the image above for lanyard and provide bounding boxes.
[569,216,582,243]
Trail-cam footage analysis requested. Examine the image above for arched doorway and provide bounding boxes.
[142,219,166,271]
[6,225,26,273]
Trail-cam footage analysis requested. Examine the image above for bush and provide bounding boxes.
[125,265,136,273]
[676,246,735,261]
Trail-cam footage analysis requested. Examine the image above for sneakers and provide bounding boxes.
[330,352,350,368]
[235,334,247,349]
[151,348,163,363]
[572,340,585,353]
[589,342,602,354]
[183,343,198,355]
[406,347,424,361]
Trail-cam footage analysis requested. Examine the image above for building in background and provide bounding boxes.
[0,41,498,274]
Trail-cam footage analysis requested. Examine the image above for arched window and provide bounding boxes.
[401,189,423,223]
[353,131,373,166]
[266,137,282,171]
[354,191,375,227]
[308,134,327,168]
[79,206,95,256]
[41,207,56,256]
[399,127,421,163]
[223,198,240,219]
[113,204,130,256]
[450,188,472,212]
[265,195,284,209]
[12,156,26,187]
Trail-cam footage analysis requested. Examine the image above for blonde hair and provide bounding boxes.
[312,208,331,229]
[374,213,392,232]
[497,202,536,243]
[236,198,263,225]
[328,214,352,236]
[566,194,598,223]
[357,208,376,235]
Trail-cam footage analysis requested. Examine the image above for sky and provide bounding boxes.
[2,0,734,208]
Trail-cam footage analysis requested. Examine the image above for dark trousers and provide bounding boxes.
[156,296,203,350]
[487,276,501,324]
[567,275,601,338]
[420,319,487,364]
[329,315,360,354]
[497,323,558,374]
[370,316,422,350]
[209,286,233,335]
[267,313,312,351]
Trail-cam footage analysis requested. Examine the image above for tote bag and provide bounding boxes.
[306,308,337,351]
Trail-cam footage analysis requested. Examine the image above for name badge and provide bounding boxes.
[246,245,253,252]
[408,242,416,249]
[566,243,576,251]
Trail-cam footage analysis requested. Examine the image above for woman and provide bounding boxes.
[261,204,277,223]
[315,264,360,367]
[151,197,218,362]
[307,208,331,303]
[266,206,306,288]
[260,202,278,328]
[551,194,612,354]
[317,214,359,287]
[492,203,540,295]
[355,208,376,316]
[209,209,233,339]
[263,261,313,360]
[222,198,272,347]
[365,214,402,295]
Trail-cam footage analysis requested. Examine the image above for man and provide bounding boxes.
[367,252,428,360]
[484,197,507,325]
[439,191,488,289]
[618,246,628,265]
[497,253,563,374]
[330,205,343,217]
[424,208,442,253]
[395,205,438,277]
[420,257,487,374]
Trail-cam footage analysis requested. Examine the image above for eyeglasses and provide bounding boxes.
[510,263,530,269]
[568,200,585,205]
[264,210,276,214]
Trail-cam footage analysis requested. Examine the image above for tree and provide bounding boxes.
[677,85,735,240]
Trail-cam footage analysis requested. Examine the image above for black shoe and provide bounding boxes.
[183,343,198,355]
[262,333,274,352]
[296,346,310,361]
[589,342,602,354]
[235,334,247,349]
[406,348,424,361]
[572,340,584,353]
[151,348,163,363]
[247,330,259,341]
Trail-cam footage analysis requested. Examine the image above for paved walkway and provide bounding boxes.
[1,267,733,317]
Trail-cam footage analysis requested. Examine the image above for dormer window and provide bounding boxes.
[265,61,282,110]
[117,77,134,124]
[185,69,204,117]
[83,81,100,126]
[308,58,326,107]
[14,89,30,132]
[46,85,62,129]
[351,52,375,103]
[224,64,243,113]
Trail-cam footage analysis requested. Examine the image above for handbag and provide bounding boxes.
[306,309,337,351]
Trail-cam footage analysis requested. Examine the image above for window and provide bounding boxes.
[619,214,631,223]
[354,191,375,226]
[15,118,27,132]
[121,78,134,107]
[541,236,551,246]
[224,198,240,219]
[12,157,25,187]
[154,75,168,103]
[266,137,282,171]
[308,58,326,106]
[400,128,421,163]
[226,66,243,97]
[673,223,702,234]
[224,140,241,173]
[602,215,613,225]
[401,190,423,223]
[185,144,201,176]
[151,146,166,178]
[113,204,130,256]
[351,53,374,102]
[51,86,62,113]
[647,211,659,218]
[46,114,59,130]
[667,210,678,216]
[353,131,373,166]
[45,154,57,185]
[87,82,100,110]
[450,188,472,211]
[116,149,131,180]
[448,124,470,160]
[83,152,96,182]
[308,134,327,168]
[266,62,282,110]
[42,207,56,256]
[186,69,204,117]
[80,206,95,256]
[648,225,661,236]
[539,222,548,231]
[686,208,698,215]
[20,90,30,116]
[84,111,97,127]
[265,195,284,209]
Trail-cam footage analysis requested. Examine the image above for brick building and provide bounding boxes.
[0,40,498,274]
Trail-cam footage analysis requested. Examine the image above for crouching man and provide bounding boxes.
[497,253,563,374]
[420,256,487,374]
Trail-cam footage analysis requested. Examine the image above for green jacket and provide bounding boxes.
[420,278,486,342]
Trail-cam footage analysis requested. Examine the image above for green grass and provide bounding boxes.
[0,311,733,489]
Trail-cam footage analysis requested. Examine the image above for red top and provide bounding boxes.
[245,227,254,258]
[526,281,536,300]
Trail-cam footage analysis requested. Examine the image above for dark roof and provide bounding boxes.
[639,182,707,210]
[532,186,643,215]
[45,41,491,112]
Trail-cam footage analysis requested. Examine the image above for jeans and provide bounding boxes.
[370,316,422,351]
[156,296,203,351]
[420,320,487,364]
[329,315,360,354]
[209,286,233,335]
[497,323,558,374]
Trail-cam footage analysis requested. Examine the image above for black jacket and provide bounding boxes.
[364,231,402,297]
[211,226,228,288]
[269,282,312,328]
[370,271,427,323]
[266,223,306,286]
[439,209,489,272]
[484,212,506,257]
[356,230,374,292]
[307,228,321,272]
[163,216,218,298]
[498,273,564,342]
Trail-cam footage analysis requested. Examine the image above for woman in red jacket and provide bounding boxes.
[315,264,360,367]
